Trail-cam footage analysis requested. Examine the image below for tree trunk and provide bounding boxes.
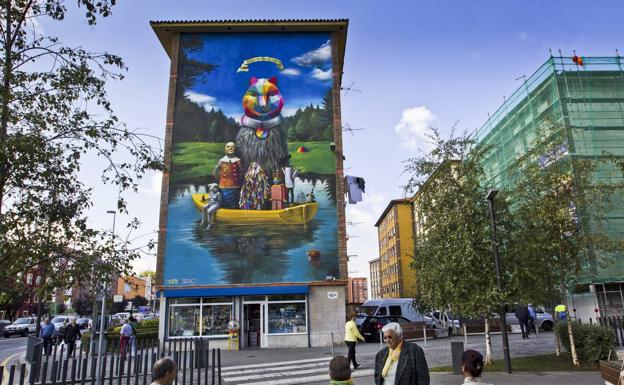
[0,0,13,211]
[484,318,493,364]
[567,311,580,366]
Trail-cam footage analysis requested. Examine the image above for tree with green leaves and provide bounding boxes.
[506,120,624,366]
[0,0,161,319]
[403,127,514,363]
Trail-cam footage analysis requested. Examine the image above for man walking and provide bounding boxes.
[515,304,531,339]
[64,318,82,357]
[40,318,55,357]
[527,303,537,336]
[374,322,429,385]
[119,319,134,359]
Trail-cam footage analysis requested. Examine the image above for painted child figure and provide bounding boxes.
[270,170,286,210]
[213,142,242,209]
[201,183,222,229]
[282,157,299,204]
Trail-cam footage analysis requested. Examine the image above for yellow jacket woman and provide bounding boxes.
[344,313,365,370]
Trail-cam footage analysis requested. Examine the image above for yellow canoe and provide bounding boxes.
[191,194,318,225]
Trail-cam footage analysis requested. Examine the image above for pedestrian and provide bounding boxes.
[374,322,430,385]
[64,318,81,357]
[527,303,537,336]
[151,357,177,385]
[58,319,68,346]
[329,355,354,385]
[344,312,365,370]
[461,349,493,384]
[119,319,134,359]
[40,318,55,357]
[515,304,531,339]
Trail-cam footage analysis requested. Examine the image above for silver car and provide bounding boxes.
[3,317,37,337]
[505,309,554,331]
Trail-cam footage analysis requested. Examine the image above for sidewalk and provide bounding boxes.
[429,371,602,385]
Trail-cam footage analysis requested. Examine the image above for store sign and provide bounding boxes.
[113,295,123,303]
[327,291,338,300]
[162,31,340,286]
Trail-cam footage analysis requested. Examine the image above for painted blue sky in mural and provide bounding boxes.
[182,33,332,118]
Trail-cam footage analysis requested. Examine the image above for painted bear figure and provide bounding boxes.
[236,76,289,181]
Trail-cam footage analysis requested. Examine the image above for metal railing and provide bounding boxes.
[0,338,222,385]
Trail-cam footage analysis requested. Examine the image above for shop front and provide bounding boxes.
[158,284,345,349]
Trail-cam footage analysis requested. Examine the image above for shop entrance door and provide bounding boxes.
[244,303,267,348]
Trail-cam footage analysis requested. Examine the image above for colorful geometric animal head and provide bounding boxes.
[242,76,284,121]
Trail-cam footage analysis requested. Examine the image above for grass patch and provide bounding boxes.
[172,141,335,182]
[430,353,599,372]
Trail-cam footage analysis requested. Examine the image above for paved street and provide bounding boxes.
[0,336,28,367]
[217,331,603,385]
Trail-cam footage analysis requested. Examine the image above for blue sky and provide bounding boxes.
[182,32,332,117]
[37,0,624,278]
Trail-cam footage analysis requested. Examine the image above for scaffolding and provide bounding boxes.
[474,55,624,284]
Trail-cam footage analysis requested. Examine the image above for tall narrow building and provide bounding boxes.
[375,199,416,298]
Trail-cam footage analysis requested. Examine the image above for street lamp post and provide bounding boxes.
[96,210,116,385]
[486,189,512,374]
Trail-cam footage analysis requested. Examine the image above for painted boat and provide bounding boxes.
[191,194,318,225]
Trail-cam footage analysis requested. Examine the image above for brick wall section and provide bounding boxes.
[331,32,348,281]
[156,33,180,287]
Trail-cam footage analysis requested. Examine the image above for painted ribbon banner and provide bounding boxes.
[236,56,285,72]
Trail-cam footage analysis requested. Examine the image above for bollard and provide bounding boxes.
[379,330,383,350]
[463,325,468,346]
[331,332,335,357]
[422,327,427,348]
[451,341,464,375]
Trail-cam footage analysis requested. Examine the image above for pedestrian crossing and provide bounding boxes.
[220,356,374,385]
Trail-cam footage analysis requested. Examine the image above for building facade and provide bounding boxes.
[152,19,350,349]
[368,258,381,300]
[475,55,624,320]
[347,277,368,304]
[374,199,416,298]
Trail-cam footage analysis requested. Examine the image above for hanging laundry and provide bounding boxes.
[345,175,365,204]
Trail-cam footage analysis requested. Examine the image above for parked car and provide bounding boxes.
[76,318,91,330]
[358,315,427,342]
[0,320,10,333]
[3,317,37,338]
[505,309,555,331]
[424,311,462,336]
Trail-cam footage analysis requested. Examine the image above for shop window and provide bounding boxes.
[269,294,305,301]
[243,296,266,302]
[202,297,232,304]
[201,304,231,336]
[170,298,201,305]
[268,303,306,334]
[169,306,200,337]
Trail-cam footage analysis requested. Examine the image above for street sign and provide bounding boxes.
[327,291,338,300]
[113,295,123,303]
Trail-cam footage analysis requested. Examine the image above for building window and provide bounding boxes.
[26,273,33,285]
[124,283,131,293]
[268,302,306,334]
[168,297,233,338]
[33,294,39,303]
[23,311,29,316]
[36,276,42,285]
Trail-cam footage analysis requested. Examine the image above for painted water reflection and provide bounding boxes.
[163,177,339,285]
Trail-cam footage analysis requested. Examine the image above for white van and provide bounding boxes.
[357,298,424,325]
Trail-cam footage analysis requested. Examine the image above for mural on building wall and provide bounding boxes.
[163,32,339,286]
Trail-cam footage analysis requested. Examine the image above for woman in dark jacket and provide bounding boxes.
[64,318,82,357]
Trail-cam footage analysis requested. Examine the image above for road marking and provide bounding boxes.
[1,353,21,385]
[221,356,332,371]
[224,369,374,385]
[222,361,327,375]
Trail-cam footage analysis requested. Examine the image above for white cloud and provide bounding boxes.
[184,90,217,111]
[311,68,332,81]
[292,40,331,67]
[281,68,301,76]
[149,172,162,195]
[516,30,533,41]
[345,190,391,278]
[394,106,437,151]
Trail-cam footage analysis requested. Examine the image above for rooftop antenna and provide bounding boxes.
[342,122,364,135]
[346,221,363,226]
[548,48,553,58]
[341,81,362,97]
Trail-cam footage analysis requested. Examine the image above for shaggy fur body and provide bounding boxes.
[236,123,288,179]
